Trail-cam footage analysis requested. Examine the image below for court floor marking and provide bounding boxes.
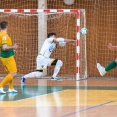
[14,89,68,102]
[61,100,115,117]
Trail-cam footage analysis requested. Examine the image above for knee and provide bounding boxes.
[35,72,42,78]
[11,72,17,77]
[57,60,63,67]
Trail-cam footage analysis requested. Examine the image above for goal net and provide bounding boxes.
[0,9,86,80]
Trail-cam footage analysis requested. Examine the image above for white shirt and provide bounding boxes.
[40,38,56,58]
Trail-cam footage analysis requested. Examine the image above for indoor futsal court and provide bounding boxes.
[0,0,117,117]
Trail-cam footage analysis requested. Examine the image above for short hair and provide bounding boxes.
[47,32,56,38]
[0,21,8,30]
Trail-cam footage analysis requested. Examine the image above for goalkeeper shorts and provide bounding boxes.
[36,55,55,70]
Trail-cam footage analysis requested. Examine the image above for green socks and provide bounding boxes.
[105,61,117,72]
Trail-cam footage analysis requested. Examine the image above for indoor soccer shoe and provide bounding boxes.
[0,88,6,94]
[8,88,18,93]
[97,63,106,76]
[21,76,26,84]
[51,77,62,81]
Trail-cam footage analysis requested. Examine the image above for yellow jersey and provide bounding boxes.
[0,32,14,58]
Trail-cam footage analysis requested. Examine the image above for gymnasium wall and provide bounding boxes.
[0,0,117,77]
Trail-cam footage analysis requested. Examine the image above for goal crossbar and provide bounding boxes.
[0,9,80,80]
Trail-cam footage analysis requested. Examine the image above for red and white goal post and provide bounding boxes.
[0,9,87,80]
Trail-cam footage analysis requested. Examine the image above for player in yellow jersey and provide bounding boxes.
[0,21,18,93]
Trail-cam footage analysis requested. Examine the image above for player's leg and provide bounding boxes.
[0,73,17,93]
[0,56,18,93]
[97,59,117,76]
[7,57,18,93]
[8,72,18,93]
[47,59,63,81]
[21,55,45,84]
[21,71,43,84]
[105,59,117,71]
[0,74,13,93]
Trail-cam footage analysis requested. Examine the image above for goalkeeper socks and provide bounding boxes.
[105,60,117,72]
[52,66,61,78]
[24,71,42,79]
[0,74,13,88]
[52,60,63,78]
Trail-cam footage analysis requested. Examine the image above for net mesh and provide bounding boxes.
[0,0,116,78]
[0,13,38,76]
[47,0,117,78]
[0,11,86,79]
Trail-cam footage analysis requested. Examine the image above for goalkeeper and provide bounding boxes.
[21,32,75,84]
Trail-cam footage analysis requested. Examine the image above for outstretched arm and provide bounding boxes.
[108,43,117,50]
[64,39,76,43]
[54,38,76,43]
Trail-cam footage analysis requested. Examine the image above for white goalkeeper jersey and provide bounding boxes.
[40,38,56,58]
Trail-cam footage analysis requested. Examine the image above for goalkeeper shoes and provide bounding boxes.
[21,76,26,84]
[97,63,106,76]
[51,77,62,81]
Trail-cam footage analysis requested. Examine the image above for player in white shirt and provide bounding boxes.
[21,32,75,84]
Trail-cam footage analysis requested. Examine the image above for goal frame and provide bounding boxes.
[0,9,80,80]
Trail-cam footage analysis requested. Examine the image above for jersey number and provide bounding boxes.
[49,45,54,53]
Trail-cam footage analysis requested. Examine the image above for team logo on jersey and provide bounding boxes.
[2,36,6,40]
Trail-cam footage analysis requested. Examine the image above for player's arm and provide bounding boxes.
[1,36,18,50]
[47,38,76,43]
[54,38,76,47]
[2,43,18,50]
[54,38,76,43]
[108,43,117,50]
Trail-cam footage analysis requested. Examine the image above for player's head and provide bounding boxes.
[47,32,56,38]
[0,21,8,31]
